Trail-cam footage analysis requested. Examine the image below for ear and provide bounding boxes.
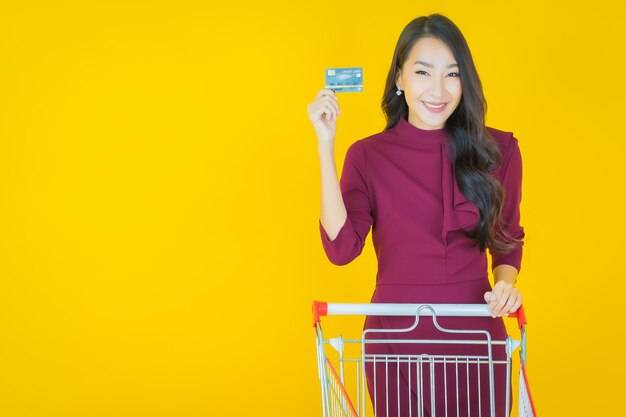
[395,69,403,91]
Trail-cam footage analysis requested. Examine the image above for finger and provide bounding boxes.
[485,291,496,314]
[326,95,340,115]
[510,294,523,313]
[317,95,340,116]
[494,286,517,317]
[490,286,508,317]
[492,289,511,317]
[323,103,337,120]
[484,291,499,317]
[326,103,338,121]
[316,88,338,100]
[500,294,518,316]
[311,103,336,121]
[487,285,500,312]
[483,291,492,304]
[318,104,332,121]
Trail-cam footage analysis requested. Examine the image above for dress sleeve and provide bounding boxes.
[489,134,525,272]
[319,140,374,266]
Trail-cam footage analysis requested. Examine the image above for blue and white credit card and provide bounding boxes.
[325,67,363,92]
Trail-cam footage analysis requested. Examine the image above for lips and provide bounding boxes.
[422,101,447,113]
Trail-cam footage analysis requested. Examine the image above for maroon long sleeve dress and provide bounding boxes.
[319,116,524,417]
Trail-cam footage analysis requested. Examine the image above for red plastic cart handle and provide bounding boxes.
[312,301,327,326]
[508,304,527,328]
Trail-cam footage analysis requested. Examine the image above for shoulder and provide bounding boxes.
[486,125,522,166]
[344,128,392,161]
[486,125,520,157]
[354,129,393,148]
[486,126,522,177]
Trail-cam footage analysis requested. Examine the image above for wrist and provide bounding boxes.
[318,142,335,159]
[493,264,518,285]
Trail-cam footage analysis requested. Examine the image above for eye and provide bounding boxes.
[415,70,428,75]
[448,72,460,77]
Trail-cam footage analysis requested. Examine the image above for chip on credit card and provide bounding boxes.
[325,67,363,92]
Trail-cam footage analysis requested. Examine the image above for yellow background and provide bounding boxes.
[1,1,624,415]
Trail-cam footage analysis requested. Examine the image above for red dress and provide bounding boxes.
[319,117,524,417]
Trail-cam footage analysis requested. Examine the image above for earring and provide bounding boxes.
[396,88,403,96]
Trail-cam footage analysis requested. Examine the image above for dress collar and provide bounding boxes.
[393,116,449,143]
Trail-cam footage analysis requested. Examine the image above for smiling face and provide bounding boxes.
[396,36,463,130]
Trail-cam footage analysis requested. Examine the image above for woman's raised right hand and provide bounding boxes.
[307,88,340,143]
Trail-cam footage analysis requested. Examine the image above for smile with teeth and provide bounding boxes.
[423,101,446,109]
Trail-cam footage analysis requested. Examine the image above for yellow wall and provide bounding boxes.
[1,1,624,416]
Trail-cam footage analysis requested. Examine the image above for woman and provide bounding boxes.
[307,14,524,417]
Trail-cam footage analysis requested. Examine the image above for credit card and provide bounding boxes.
[325,67,363,92]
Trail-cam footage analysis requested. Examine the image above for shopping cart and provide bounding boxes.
[312,302,537,417]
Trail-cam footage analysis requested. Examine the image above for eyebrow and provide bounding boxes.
[414,60,458,69]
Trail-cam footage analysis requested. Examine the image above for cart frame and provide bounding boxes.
[312,302,537,417]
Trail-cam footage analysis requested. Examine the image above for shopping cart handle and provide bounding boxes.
[508,305,527,328]
[312,301,327,326]
[313,301,527,328]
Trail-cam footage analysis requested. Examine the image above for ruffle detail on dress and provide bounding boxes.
[440,143,480,245]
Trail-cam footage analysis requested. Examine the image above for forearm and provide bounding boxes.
[493,264,519,285]
[318,141,347,241]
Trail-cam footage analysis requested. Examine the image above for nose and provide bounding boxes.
[429,75,444,98]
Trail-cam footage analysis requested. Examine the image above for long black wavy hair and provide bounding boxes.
[382,14,521,253]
